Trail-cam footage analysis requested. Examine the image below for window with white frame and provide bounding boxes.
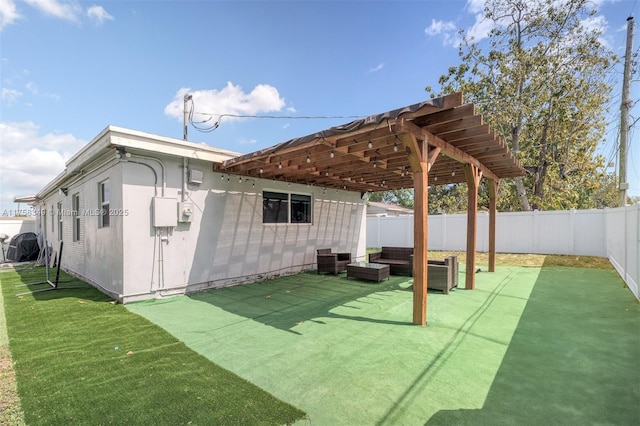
[57,202,63,240]
[290,193,312,223]
[263,191,312,224]
[72,193,80,241]
[99,180,110,228]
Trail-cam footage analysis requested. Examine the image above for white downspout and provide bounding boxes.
[182,157,188,203]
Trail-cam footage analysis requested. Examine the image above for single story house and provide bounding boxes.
[17,93,525,323]
[19,126,367,303]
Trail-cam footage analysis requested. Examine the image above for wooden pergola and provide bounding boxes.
[219,92,525,325]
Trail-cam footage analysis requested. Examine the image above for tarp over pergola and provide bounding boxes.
[219,92,526,325]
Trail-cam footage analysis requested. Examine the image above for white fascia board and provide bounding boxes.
[65,126,112,174]
[25,126,112,203]
[34,170,69,202]
[35,125,244,203]
[65,126,243,174]
[107,126,241,163]
[13,195,38,204]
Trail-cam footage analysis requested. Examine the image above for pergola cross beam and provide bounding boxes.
[393,119,500,183]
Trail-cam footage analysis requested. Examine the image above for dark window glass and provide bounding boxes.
[290,194,311,223]
[57,202,63,240]
[72,194,80,241]
[263,191,288,223]
[99,180,110,228]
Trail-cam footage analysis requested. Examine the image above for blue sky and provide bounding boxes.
[1,0,638,213]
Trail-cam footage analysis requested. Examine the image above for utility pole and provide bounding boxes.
[619,16,634,206]
[183,94,192,141]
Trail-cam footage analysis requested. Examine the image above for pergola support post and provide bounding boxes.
[413,163,428,326]
[464,163,482,289]
[488,178,500,272]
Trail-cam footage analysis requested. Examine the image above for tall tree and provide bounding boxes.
[368,189,415,208]
[430,0,618,211]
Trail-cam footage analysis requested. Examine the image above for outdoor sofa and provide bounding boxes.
[317,248,352,275]
[368,246,414,276]
[368,247,458,294]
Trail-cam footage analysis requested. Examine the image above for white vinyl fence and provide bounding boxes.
[367,206,640,300]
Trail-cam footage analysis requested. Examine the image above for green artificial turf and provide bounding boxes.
[128,264,640,425]
[427,263,640,425]
[0,268,26,426]
[0,267,306,425]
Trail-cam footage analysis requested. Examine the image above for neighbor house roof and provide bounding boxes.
[367,202,414,216]
[219,92,525,193]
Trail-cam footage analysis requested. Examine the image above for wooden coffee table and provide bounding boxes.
[346,262,390,282]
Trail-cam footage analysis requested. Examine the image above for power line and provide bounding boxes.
[201,112,367,121]
[185,97,366,134]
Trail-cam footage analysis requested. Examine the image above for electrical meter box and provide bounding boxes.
[188,169,203,185]
[178,202,194,223]
[152,197,178,227]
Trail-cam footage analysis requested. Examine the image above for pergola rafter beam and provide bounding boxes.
[393,119,500,183]
[396,120,426,173]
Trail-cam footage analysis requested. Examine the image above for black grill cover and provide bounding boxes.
[6,232,40,262]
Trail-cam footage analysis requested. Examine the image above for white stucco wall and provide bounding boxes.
[37,160,124,298]
[80,163,124,297]
[119,154,367,302]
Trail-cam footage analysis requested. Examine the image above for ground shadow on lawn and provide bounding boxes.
[2,266,307,425]
[130,263,538,425]
[426,259,640,426]
[5,263,107,303]
[188,271,419,333]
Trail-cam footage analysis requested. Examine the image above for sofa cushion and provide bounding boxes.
[374,259,409,265]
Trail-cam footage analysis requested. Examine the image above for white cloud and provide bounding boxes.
[164,82,287,123]
[4,0,113,28]
[26,81,38,94]
[2,81,60,108]
[44,92,61,101]
[1,88,22,104]
[425,19,456,36]
[24,0,82,22]
[580,14,610,47]
[465,11,494,43]
[425,19,462,47]
[465,0,485,15]
[237,138,257,145]
[0,121,87,210]
[0,0,21,30]
[368,63,385,73]
[87,4,113,26]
